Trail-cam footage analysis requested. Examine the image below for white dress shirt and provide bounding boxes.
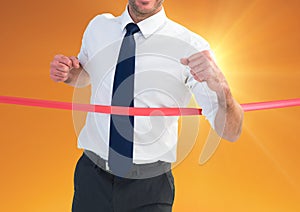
[77,7,219,164]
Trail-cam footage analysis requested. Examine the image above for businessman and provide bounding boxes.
[50,0,243,211]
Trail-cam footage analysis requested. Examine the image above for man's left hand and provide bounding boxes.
[181,50,244,142]
[180,50,228,95]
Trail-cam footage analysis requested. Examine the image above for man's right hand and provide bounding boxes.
[50,54,80,82]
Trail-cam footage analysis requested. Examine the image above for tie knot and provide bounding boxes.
[125,23,140,36]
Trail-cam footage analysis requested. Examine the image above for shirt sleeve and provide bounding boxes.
[185,76,218,129]
[77,27,89,67]
[77,16,97,68]
[184,33,219,129]
[77,13,115,68]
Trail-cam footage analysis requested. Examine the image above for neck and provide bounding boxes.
[128,6,162,23]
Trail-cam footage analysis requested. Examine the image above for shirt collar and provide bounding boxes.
[120,6,167,38]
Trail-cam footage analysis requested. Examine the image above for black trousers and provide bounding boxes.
[72,153,175,212]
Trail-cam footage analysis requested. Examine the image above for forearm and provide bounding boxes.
[214,85,244,142]
[64,66,90,88]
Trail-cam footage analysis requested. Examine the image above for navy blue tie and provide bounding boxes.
[108,23,140,177]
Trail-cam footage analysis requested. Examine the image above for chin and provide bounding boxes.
[135,0,155,11]
[129,0,162,16]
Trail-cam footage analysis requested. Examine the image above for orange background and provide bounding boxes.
[0,0,300,211]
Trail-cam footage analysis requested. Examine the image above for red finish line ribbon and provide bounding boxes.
[0,96,299,116]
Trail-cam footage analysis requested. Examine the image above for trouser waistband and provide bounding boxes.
[84,150,171,179]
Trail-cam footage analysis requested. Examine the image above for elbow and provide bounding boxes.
[224,131,241,142]
[215,128,242,142]
[221,128,242,142]
[217,110,244,142]
[74,81,91,88]
[225,113,244,142]
[214,103,244,142]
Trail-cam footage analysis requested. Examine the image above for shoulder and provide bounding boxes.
[81,13,121,39]
[85,13,117,29]
[164,18,210,51]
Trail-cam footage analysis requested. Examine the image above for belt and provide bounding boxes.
[84,150,171,179]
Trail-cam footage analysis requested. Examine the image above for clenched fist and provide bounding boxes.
[50,54,80,82]
[181,50,244,141]
[180,50,228,94]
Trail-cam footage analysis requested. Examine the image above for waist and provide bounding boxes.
[84,150,171,179]
[78,120,178,163]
